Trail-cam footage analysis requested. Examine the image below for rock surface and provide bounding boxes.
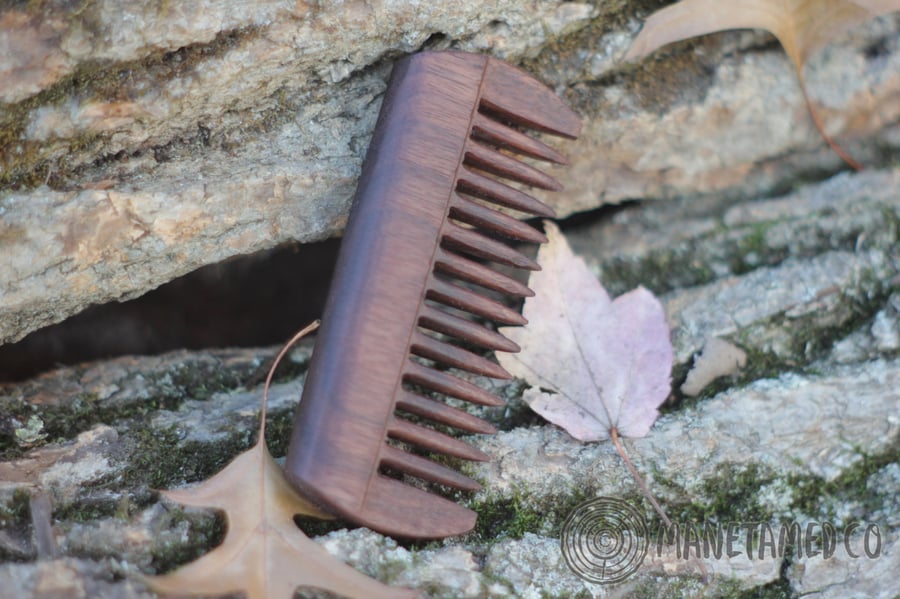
[1,166,898,597]
[1,2,899,344]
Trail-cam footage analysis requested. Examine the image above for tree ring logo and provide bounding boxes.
[560,497,648,584]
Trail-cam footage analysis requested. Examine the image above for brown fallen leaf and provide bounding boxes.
[146,322,420,599]
[680,337,748,397]
[625,0,900,169]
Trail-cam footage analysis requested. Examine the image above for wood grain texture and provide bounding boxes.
[285,51,580,539]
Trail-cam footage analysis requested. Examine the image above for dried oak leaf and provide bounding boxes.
[625,0,900,169]
[625,0,900,70]
[146,439,418,599]
[497,222,673,441]
[146,324,419,599]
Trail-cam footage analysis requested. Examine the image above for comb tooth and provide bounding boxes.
[480,57,582,139]
[381,445,482,491]
[435,248,534,298]
[450,193,548,244]
[465,142,563,191]
[418,304,520,353]
[405,361,505,407]
[427,277,527,325]
[396,391,497,434]
[457,169,555,217]
[411,330,512,379]
[443,223,540,271]
[472,112,568,164]
[388,416,490,461]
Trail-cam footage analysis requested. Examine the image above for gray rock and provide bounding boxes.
[1,4,898,345]
[0,558,153,599]
[1,165,898,598]
[871,293,900,352]
[472,358,899,496]
[667,249,892,363]
[567,168,900,365]
[484,533,605,598]
[789,531,900,599]
[317,529,485,597]
[0,426,120,505]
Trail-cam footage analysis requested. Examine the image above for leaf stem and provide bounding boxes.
[259,320,320,443]
[797,71,862,171]
[611,427,709,583]
[610,426,671,528]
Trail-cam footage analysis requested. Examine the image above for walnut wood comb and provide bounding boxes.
[284,51,580,539]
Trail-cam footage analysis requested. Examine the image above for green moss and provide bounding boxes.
[0,489,33,560]
[469,486,600,542]
[54,499,118,523]
[650,463,778,527]
[731,347,791,387]
[31,420,255,531]
[39,392,103,438]
[881,204,900,239]
[642,441,897,579]
[539,591,593,599]
[601,244,719,297]
[589,190,896,304]
[752,267,892,361]
[0,392,113,459]
[707,570,794,599]
[119,425,179,489]
[261,410,294,458]
[0,353,257,460]
[710,578,751,598]
[669,344,792,411]
[728,221,785,275]
[670,267,895,408]
[727,576,794,599]
[787,438,900,520]
[627,577,707,599]
[149,507,226,574]
[120,423,254,491]
[372,557,413,586]
[0,488,32,529]
[165,362,247,402]
[1,392,129,459]
[292,514,350,539]
[593,219,791,298]
[473,493,544,541]
[694,345,786,402]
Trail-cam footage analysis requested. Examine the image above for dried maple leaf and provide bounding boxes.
[146,322,420,599]
[496,228,708,578]
[624,0,900,169]
[496,222,673,442]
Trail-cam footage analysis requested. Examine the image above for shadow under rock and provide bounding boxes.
[0,239,341,382]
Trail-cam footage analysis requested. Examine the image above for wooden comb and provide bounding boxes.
[284,51,580,539]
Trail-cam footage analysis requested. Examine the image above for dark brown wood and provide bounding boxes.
[284,51,580,539]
